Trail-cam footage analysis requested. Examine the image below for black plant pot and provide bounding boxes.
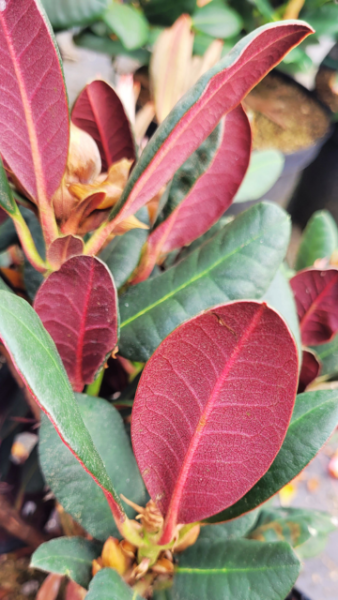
[288,121,338,228]
[285,588,312,600]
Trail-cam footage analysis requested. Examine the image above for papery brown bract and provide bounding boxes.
[290,269,338,345]
[71,80,136,172]
[132,301,298,543]
[34,256,118,392]
[52,124,102,223]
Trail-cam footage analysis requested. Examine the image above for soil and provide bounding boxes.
[244,72,331,154]
[0,553,48,600]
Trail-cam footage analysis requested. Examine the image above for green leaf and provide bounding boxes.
[199,512,259,542]
[179,216,232,260]
[159,124,222,224]
[0,291,125,522]
[87,569,142,600]
[0,276,11,293]
[174,539,300,600]
[263,265,301,361]
[234,150,285,203]
[103,2,149,50]
[119,202,290,361]
[21,207,45,300]
[312,334,338,379]
[0,156,17,216]
[192,0,242,39]
[0,217,17,253]
[295,210,338,271]
[140,0,197,27]
[100,208,149,289]
[74,32,150,65]
[304,5,338,37]
[206,389,338,523]
[41,0,109,29]
[39,393,147,541]
[31,537,101,588]
[248,507,336,548]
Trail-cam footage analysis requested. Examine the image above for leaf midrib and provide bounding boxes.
[176,563,294,574]
[121,215,288,328]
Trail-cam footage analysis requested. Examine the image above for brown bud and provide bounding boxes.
[101,537,129,575]
[174,524,200,553]
[92,558,103,577]
[151,557,174,574]
[120,540,137,560]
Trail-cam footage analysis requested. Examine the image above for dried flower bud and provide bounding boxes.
[174,525,200,553]
[92,558,103,577]
[151,557,174,574]
[120,540,137,560]
[101,537,129,575]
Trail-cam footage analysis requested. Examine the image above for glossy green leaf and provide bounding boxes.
[199,512,259,543]
[234,150,285,203]
[140,0,196,26]
[74,32,150,65]
[41,0,109,29]
[248,507,335,548]
[39,393,147,541]
[21,208,45,300]
[206,389,338,523]
[304,5,338,37]
[31,537,101,588]
[159,125,222,224]
[86,569,142,600]
[263,266,301,361]
[192,0,242,39]
[100,208,149,289]
[0,217,17,253]
[295,210,338,271]
[179,216,232,260]
[0,156,17,216]
[312,334,338,379]
[119,202,290,361]
[103,3,149,50]
[173,539,300,600]
[0,292,125,523]
[0,277,11,293]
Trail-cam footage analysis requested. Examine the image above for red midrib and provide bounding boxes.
[74,260,95,390]
[0,8,46,204]
[119,27,308,222]
[160,303,266,543]
[300,273,338,333]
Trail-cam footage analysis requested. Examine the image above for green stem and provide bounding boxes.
[85,367,105,397]
[12,207,47,273]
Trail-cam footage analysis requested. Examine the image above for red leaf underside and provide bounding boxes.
[132,301,298,542]
[0,0,69,202]
[139,107,250,279]
[34,255,118,392]
[47,235,84,270]
[290,269,338,346]
[298,349,320,394]
[116,23,312,224]
[72,80,135,172]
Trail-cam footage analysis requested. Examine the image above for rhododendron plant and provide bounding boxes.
[0,2,337,599]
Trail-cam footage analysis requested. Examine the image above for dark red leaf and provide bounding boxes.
[290,269,338,345]
[298,349,320,394]
[47,235,84,270]
[34,256,118,392]
[131,301,298,543]
[132,106,251,283]
[71,80,136,172]
[0,0,69,203]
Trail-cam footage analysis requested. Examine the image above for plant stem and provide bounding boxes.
[86,368,105,397]
[11,207,47,272]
